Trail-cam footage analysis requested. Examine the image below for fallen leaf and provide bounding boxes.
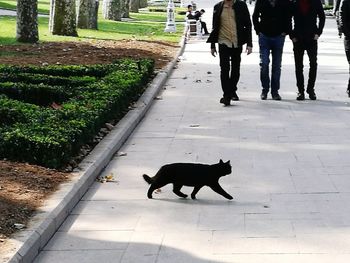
[14,223,25,230]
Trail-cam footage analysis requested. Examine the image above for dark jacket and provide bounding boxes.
[206,0,253,48]
[340,0,350,37]
[252,0,293,37]
[290,0,325,40]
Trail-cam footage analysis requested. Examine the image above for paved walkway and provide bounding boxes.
[12,4,350,263]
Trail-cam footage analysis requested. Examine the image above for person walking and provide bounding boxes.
[290,0,325,100]
[339,0,350,97]
[252,0,292,100]
[207,0,253,106]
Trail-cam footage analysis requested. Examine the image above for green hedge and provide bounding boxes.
[0,58,154,168]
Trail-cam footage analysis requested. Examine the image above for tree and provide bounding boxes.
[129,0,139,13]
[102,0,122,21]
[139,0,147,8]
[49,0,78,36]
[121,0,130,18]
[16,0,39,43]
[77,0,99,29]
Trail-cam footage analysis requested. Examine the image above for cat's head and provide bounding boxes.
[218,159,232,176]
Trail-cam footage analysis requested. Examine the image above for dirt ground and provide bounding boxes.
[0,39,179,246]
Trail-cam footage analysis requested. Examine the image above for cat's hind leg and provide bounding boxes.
[209,182,233,200]
[173,184,188,198]
[147,185,157,199]
[147,182,168,199]
[191,185,203,199]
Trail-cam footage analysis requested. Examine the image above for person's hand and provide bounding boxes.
[211,48,217,57]
[314,34,319,40]
[246,46,252,55]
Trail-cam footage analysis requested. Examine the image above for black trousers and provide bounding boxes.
[293,39,318,93]
[219,44,242,98]
[344,36,350,91]
[201,21,209,34]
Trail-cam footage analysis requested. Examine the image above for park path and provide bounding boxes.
[8,2,350,262]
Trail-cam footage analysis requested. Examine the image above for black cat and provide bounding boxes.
[143,159,233,200]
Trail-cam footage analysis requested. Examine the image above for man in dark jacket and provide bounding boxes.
[194,9,209,35]
[290,0,325,100]
[253,0,292,100]
[207,0,252,106]
[340,0,350,97]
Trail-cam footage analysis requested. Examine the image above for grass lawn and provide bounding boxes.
[0,1,185,45]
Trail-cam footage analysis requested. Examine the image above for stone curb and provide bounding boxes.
[5,35,187,263]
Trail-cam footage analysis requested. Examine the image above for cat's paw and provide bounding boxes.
[147,195,153,199]
[191,195,197,200]
[227,195,233,200]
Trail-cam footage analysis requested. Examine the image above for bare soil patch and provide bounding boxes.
[0,39,179,249]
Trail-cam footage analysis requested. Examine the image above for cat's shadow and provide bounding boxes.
[153,197,268,208]
[153,197,232,205]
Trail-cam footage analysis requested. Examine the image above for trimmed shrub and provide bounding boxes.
[0,58,155,168]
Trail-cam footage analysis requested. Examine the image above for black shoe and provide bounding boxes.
[260,92,267,100]
[231,91,239,101]
[220,97,230,106]
[296,92,305,101]
[308,92,317,100]
[272,93,282,100]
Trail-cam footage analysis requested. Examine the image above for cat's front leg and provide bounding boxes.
[209,183,233,200]
[191,185,203,199]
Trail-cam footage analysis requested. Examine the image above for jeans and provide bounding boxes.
[258,33,285,95]
[344,36,350,91]
[219,44,242,98]
[293,39,318,94]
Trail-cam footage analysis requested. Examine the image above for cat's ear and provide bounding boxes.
[226,160,230,164]
[219,159,223,164]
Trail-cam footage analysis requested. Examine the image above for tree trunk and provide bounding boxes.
[139,0,147,8]
[129,0,139,13]
[102,0,122,21]
[121,0,130,18]
[16,0,39,43]
[77,0,99,29]
[49,0,78,36]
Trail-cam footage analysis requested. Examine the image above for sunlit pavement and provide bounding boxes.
[18,2,350,263]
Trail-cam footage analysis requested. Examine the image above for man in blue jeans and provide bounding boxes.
[253,0,292,100]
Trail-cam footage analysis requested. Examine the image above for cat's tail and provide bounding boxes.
[142,174,154,184]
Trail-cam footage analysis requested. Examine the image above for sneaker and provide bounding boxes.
[220,97,230,106]
[272,93,282,100]
[231,91,239,101]
[296,92,305,100]
[260,92,267,100]
[308,92,317,100]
